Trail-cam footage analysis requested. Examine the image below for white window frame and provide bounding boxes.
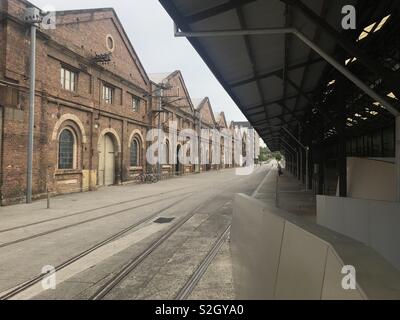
[132,95,140,112]
[103,84,114,104]
[61,67,77,92]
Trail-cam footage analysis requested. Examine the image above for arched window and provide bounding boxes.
[130,138,140,167]
[58,128,75,169]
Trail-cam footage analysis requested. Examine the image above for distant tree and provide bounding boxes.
[274,153,282,162]
[258,147,269,162]
[258,148,283,163]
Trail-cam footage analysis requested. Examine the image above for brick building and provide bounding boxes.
[230,121,261,166]
[149,71,197,176]
[193,97,218,172]
[0,0,151,205]
[0,0,260,206]
[215,111,230,169]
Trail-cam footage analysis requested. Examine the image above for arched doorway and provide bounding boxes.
[176,145,181,175]
[98,133,116,186]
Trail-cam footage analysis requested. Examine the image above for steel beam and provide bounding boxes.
[246,93,301,112]
[229,57,323,88]
[251,109,306,124]
[280,0,400,98]
[292,29,400,117]
[163,0,255,139]
[185,0,256,24]
[235,6,272,128]
[282,3,291,125]
[174,26,399,116]
[288,0,328,126]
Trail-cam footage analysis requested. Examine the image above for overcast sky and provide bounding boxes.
[30,0,247,123]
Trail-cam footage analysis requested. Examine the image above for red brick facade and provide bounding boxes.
[0,0,151,205]
[0,0,248,206]
[150,71,197,176]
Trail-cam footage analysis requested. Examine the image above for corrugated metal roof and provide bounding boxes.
[159,0,399,152]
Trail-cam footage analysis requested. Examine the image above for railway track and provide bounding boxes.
[90,203,234,300]
[90,167,270,300]
[89,199,209,300]
[0,192,194,300]
[0,186,191,234]
[1,166,270,300]
[0,191,194,249]
[175,225,231,300]
[172,167,270,300]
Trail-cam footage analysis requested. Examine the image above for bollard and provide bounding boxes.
[46,187,50,209]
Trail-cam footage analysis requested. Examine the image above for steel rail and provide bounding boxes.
[91,166,271,300]
[0,191,193,249]
[0,193,194,300]
[175,225,231,300]
[89,199,209,300]
[0,186,191,234]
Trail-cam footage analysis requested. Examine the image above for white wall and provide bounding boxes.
[344,157,396,201]
[230,194,372,300]
[317,195,400,271]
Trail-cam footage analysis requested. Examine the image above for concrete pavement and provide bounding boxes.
[0,165,272,299]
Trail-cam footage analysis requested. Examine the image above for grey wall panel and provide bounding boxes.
[369,202,400,271]
[322,248,365,300]
[317,195,400,271]
[230,194,285,299]
[274,222,328,299]
[232,194,400,299]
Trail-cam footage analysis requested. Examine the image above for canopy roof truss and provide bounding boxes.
[160,0,400,151]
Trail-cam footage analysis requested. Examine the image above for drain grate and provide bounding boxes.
[154,217,175,224]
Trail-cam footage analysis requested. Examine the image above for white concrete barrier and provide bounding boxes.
[231,194,400,300]
[317,195,400,271]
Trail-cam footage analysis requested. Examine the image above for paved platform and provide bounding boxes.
[253,168,316,222]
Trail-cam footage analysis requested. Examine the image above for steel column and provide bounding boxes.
[396,116,400,201]
[337,77,347,197]
[280,138,297,177]
[27,24,36,203]
[282,127,309,188]
[157,88,163,178]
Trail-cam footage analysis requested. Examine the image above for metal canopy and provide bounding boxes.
[159,0,400,152]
